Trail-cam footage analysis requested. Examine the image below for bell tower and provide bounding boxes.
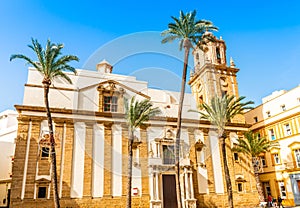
[189,33,240,105]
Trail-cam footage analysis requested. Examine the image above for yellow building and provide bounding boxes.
[245,86,300,206]
[10,36,260,207]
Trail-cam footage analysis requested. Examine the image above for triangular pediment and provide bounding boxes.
[35,177,51,182]
[80,79,150,99]
[269,146,281,154]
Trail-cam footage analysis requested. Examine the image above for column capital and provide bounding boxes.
[140,124,150,130]
[103,121,113,129]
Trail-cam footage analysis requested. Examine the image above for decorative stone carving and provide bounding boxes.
[132,135,142,149]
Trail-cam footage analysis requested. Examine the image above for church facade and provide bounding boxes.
[10,36,259,207]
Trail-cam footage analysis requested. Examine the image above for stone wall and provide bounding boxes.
[11,112,259,208]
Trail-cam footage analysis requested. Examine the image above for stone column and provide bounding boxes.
[155,172,159,200]
[121,124,129,196]
[13,118,32,201]
[184,167,190,200]
[103,122,113,197]
[92,123,104,197]
[209,131,224,193]
[112,124,122,196]
[140,126,150,196]
[149,171,154,201]
[61,122,74,197]
[189,170,195,199]
[83,123,93,197]
[71,122,86,198]
[24,119,40,199]
[53,121,65,198]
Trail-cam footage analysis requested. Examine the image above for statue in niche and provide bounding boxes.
[220,77,228,96]
[165,129,174,140]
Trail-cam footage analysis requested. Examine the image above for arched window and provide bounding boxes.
[216,47,221,63]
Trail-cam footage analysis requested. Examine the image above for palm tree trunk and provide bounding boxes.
[252,157,265,203]
[126,130,134,208]
[175,45,190,208]
[220,136,234,208]
[43,84,60,208]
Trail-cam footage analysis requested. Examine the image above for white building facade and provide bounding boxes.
[0,110,18,208]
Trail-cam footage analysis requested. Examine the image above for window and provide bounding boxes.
[237,183,243,192]
[104,96,118,112]
[281,104,286,111]
[41,147,50,158]
[196,53,200,65]
[254,117,258,123]
[257,133,261,139]
[199,95,203,105]
[284,124,292,136]
[297,97,300,103]
[269,129,276,140]
[260,156,267,167]
[295,149,300,168]
[273,153,280,165]
[266,111,271,117]
[38,186,47,198]
[234,153,239,161]
[216,47,221,63]
[97,81,125,113]
[162,145,175,165]
[278,181,286,199]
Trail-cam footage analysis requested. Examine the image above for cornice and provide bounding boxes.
[25,84,77,92]
[14,105,250,130]
[188,64,239,85]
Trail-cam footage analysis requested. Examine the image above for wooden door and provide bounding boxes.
[162,174,178,208]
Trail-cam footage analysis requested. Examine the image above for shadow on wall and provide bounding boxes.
[189,160,218,208]
[9,124,81,208]
[197,195,218,208]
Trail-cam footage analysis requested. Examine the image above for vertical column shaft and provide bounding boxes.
[103,122,112,196]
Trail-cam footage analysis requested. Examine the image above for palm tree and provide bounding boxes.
[232,131,275,204]
[190,95,253,208]
[10,38,79,208]
[161,10,218,208]
[125,97,161,208]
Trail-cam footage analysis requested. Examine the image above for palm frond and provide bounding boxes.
[10,54,41,71]
[190,95,253,136]
[126,97,161,131]
[232,131,274,158]
[10,38,79,84]
[161,10,218,51]
[161,34,180,44]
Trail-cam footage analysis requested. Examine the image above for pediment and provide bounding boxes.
[98,80,149,99]
[288,141,300,150]
[35,177,51,183]
[80,79,149,99]
[269,146,281,154]
[235,174,246,182]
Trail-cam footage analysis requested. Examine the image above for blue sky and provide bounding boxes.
[1,0,300,111]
